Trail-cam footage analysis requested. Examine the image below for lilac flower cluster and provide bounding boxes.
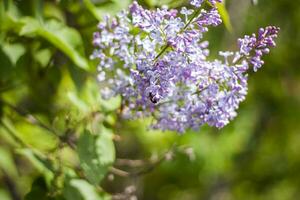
[237,26,280,72]
[92,0,279,132]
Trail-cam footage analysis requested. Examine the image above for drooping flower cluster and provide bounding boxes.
[92,0,279,132]
[237,27,279,72]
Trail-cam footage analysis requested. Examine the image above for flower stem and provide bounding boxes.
[183,8,201,30]
[154,7,202,61]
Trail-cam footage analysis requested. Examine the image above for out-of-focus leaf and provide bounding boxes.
[3,0,9,11]
[64,178,110,200]
[82,0,103,20]
[0,47,13,80]
[144,0,176,7]
[77,129,115,185]
[0,147,18,177]
[44,2,66,22]
[19,17,39,35]
[0,1,21,32]
[100,96,121,113]
[144,0,156,7]
[67,92,89,114]
[158,0,186,8]
[19,17,90,70]
[33,0,44,21]
[25,177,65,200]
[1,115,59,152]
[34,48,52,67]
[16,149,54,179]
[111,0,131,10]
[0,189,11,200]
[77,78,116,113]
[216,1,233,32]
[2,43,26,65]
[83,0,131,20]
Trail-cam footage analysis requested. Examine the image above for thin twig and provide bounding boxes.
[110,144,177,178]
[0,118,26,148]
[0,99,79,148]
[109,167,130,177]
[115,159,147,168]
[0,99,58,136]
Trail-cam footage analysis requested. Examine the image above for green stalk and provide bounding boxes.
[154,7,202,61]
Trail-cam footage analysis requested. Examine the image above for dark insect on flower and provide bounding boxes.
[149,92,160,104]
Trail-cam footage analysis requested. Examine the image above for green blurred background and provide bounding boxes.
[1,0,300,200]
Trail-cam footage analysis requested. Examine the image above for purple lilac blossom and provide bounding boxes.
[92,1,279,133]
[236,26,280,72]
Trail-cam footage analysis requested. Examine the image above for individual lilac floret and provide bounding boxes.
[92,1,279,133]
[237,26,280,72]
[195,8,222,33]
[190,0,204,7]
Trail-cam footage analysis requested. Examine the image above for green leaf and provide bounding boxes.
[100,96,121,113]
[16,148,54,185]
[19,17,40,35]
[12,119,58,151]
[3,0,9,11]
[83,0,131,20]
[2,43,26,65]
[82,0,103,21]
[157,0,186,7]
[0,189,11,200]
[19,17,90,70]
[44,2,66,23]
[34,48,52,67]
[64,178,110,200]
[33,0,44,21]
[0,47,13,80]
[77,129,115,185]
[0,147,18,178]
[67,91,90,113]
[0,1,22,32]
[25,177,65,200]
[216,1,233,32]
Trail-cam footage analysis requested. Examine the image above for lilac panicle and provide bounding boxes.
[92,1,279,133]
[237,26,280,72]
